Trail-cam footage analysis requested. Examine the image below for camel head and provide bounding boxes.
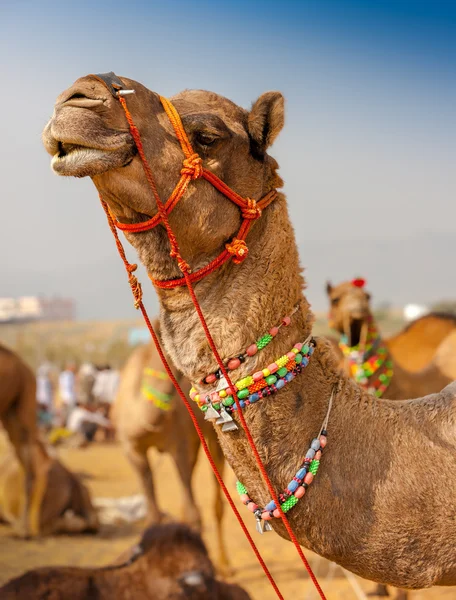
[43,73,285,283]
[326,278,372,346]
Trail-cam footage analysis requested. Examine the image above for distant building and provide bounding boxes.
[0,296,75,324]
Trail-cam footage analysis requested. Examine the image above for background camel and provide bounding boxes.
[0,522,250,600]
[0,344,47,536]
[42,73,456,591]
[112,321,229,573]
[326,279,456,399]
[0,436,99,535]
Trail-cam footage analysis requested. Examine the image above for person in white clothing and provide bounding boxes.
[67,403,112,442]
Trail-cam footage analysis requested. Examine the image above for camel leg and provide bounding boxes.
[367,584,390,597]
[1,413,48,538]
[172,436,202,531]
[207,431,231,576]
[124,441,165,524]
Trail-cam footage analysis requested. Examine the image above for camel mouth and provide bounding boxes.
[50,142,135,177]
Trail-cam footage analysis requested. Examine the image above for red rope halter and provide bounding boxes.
[97,77,326,599]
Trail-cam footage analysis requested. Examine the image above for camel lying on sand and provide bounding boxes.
[0,522,250,600]
[0,436,98,535]
[43,73,456,591]
[112,321,229,572]
[0,344,48,536]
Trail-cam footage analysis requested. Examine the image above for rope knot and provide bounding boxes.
[170,249,192,274]
[226,238,249,264]
[242,198,262,220]
[181,154,203,179]
[127,264,143,309]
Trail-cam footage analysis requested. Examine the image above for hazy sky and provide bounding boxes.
[1,0,455,319]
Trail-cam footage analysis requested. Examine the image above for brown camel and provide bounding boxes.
[387,312,456,371]
[326,279,455,399]
[0,435,99,535]
[0,522,250,600]
[325,286,456,373]
[112,321,229,572]
[326,279,456,599]
[0,344,48,536]
[42,74,456,591]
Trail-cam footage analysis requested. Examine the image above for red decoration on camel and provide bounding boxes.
[352,278,366,288]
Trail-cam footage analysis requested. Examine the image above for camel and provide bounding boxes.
[0,522,250,599]
[111,321,229,572]
[42,74,456,591]
[325,285,456,373]
[326,279,456,399]
[0,344,49,536]
[0,435,99,535]
[326,279,456,599]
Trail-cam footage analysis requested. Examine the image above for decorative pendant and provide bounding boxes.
[222,420,238,432]
[215,407,233,425]
[204,404,221,420]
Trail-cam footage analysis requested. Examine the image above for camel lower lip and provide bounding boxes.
[51,147,109,174]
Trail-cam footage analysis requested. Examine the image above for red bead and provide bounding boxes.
[294,486,305,499]
[319,435,327,448]
[253,371,263,382]
[304,472,314,485]
[282,316,291,326]
[246,344,258,357]
[240,494,250,504]
[315,450,322,460]
[205,373,216,384]
[273,508,281,518]
[227,357,241,370]
[269,326,279,337]
[262,511,273,520]
[247,502,258,513]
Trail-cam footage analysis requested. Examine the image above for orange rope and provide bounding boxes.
[100,91,326,599]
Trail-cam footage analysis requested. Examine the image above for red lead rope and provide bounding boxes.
[99,93,327,600]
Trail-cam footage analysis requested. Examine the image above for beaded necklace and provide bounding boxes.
[200,305,299,385]
[141,368,173,411]
[339,319,393,398]
[236,388,334,533]
[189,338,315,431]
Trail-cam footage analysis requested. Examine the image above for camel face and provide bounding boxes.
[326,280,371,344]
[42,75,137,178]
[43,75,285,279]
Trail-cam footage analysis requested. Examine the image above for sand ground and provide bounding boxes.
[0,441,453,600]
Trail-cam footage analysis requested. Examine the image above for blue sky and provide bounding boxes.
[1,0,455,318]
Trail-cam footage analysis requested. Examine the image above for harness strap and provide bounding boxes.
[111,92,277,288]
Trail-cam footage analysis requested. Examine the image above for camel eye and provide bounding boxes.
[195,132,217,146]
[331,297,340,307]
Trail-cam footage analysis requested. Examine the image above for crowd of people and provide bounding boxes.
[36,361,120,444]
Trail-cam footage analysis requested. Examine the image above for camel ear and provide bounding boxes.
[248,92,285,152]
[326,281,333,296]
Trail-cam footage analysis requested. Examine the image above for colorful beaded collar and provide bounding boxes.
[189,337,315,432]
[237,387,334,533]
[199,305,299,385]
[339,319,393,398]
[141,367,173,411]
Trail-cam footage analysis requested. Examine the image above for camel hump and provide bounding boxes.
[433,331,456,379]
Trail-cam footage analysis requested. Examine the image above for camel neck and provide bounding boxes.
[149,195,314,385]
